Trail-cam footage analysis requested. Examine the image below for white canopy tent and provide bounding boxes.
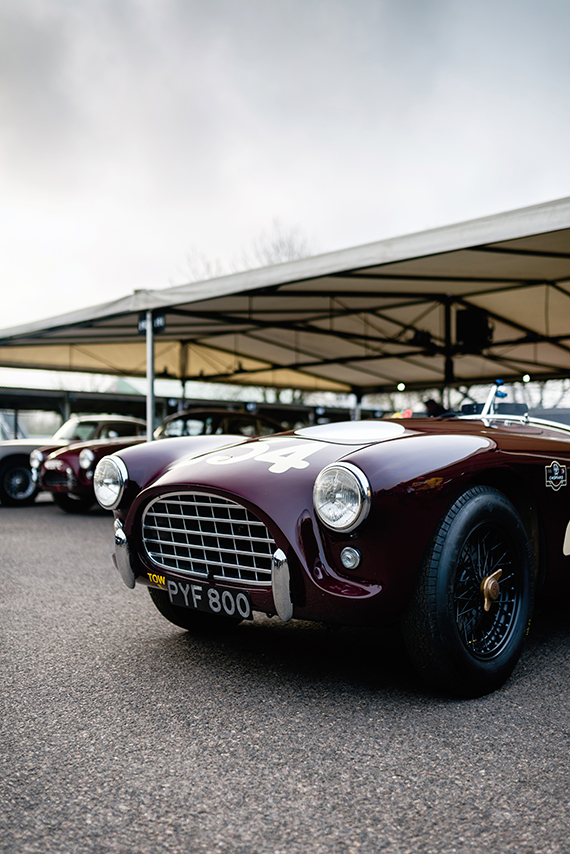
[2,196,570,439]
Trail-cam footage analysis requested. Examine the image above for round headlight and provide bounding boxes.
[30,449,44,469]
[79,448,95,470]
[313,463,371,533]
[93,455,128,510]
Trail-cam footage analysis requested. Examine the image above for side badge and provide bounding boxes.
[545,460,567,491]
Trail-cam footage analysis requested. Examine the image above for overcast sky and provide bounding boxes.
[2,0,570,330]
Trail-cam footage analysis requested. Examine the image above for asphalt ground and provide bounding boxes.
[1,497,570,854]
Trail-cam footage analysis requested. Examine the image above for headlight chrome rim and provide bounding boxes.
[313,462,371,533]
[93,455,128,510]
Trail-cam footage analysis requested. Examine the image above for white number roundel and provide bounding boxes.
[194,438,329,474]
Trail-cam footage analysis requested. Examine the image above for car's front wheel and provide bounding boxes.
[53,493,95,514]
[402,486,534,697]
[147,587,243,633]
[0,456,39,506]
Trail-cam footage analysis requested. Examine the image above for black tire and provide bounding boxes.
[147,587,243,633]
[402,486,534,698]
[53,493,95,514]
[0,457,39,506]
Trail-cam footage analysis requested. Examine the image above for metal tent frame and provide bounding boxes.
[2,196,570,439]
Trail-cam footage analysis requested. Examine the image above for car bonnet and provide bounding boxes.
[142,421,409,498]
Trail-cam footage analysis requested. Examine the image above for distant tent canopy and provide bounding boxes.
[1,196,570,398]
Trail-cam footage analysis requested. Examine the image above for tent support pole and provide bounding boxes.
[352,392,362,421]
[444,298,454,409]
[146,310,155,441]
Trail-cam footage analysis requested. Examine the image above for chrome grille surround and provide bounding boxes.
[142,492,276,586]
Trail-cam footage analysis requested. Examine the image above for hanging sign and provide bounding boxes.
[138,312,166,335]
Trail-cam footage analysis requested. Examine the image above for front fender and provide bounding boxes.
[345,432,496,493]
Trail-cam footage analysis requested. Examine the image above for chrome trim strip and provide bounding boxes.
[144,525,270,543]
[144,541,272,560]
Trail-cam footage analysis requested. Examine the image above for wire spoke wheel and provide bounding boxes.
[453,525,520,660]
[402,486,534,697]
[0,459,38,505]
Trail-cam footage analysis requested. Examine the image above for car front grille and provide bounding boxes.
[43,471,72,487]
[142,492,276,586]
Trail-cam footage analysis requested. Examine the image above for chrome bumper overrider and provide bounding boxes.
[113,519,135,589]
[271,548,293,622]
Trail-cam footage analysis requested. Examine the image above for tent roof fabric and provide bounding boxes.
[2,196,570,394]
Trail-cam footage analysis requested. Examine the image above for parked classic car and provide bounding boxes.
[35,408,284,513]
[0,414,146,506]
[92,383,570,697]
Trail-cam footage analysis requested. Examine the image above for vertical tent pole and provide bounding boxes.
[444,297,454,410]
[352,392,362,421]
[146,309,155,441]
[179,340,189,411]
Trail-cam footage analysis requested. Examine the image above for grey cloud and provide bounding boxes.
[1,0,570,329]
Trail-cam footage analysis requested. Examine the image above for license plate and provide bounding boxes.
[166,579,252,620]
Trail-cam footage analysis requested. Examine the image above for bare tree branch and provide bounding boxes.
[186,220,316,282]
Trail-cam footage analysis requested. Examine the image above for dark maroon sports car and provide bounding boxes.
[93,383,570,697]
[0,414,146,507]
[35,408,284,512]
